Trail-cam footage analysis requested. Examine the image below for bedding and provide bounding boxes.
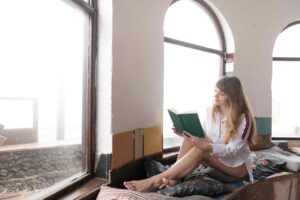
[98,145,299,200]
[252,154,286,180]
[157,174,231,197]
[145,156,287,198]
[144,158,247,198]
[255,145,300,172]
[97,186,214,200]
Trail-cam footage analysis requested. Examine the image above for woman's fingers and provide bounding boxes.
[172,127,183,137]
[182,131,205,150]
[182,131,192,138]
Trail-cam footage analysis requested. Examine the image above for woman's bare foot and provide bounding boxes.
[123,177,162,192]
[158,178,178,189]
[123,176,180,192]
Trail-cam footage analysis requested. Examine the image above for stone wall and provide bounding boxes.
[0,144,81,195]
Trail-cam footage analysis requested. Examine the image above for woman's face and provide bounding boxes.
[214,88,228,107]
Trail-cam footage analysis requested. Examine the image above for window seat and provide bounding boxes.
[64,146,300,200]
[58,178,108,200]
[94,147,300,200]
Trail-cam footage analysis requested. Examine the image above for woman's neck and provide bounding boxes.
[219,106,229,120]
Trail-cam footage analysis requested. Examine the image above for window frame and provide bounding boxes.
[163,0,227,151]
[272,20,300,141]
[24,0,98,199]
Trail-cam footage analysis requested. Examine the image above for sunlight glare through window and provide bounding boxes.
[272,23,300,137]
[164,0,221,50]
[0,0,87,143]
[163,0,222,148]
[273,25,300,57]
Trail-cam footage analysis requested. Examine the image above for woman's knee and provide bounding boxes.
[189,147,207,163]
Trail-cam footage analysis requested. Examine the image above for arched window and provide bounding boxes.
[272,21,300,139]
[163,0,232,148]
[0,0,97,198]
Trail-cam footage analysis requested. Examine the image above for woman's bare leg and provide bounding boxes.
[124,147,204,192]
[156,139,196,189]
[202,154,248,178]
[160,154,248,189]
[177,139,194,160]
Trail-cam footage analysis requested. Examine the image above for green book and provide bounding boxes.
[167,108,205,138]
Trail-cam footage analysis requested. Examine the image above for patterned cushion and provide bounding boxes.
[144,157,170,178]
[144,158,232,197]
[157,174,230,197]
[97,186,153,200]
[252,154,286,180]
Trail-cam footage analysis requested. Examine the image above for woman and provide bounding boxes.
[124,76,256,192]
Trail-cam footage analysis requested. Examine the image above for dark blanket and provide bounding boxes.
[144,156,286,198]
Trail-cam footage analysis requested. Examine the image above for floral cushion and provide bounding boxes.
[157,175,230,197]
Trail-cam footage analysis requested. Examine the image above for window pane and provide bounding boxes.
[164,0,222,50]
[163,43,221,148]
[0,99,35,129]
[273,24,300,57]
[0,0,88,198]
[272,61,300,137]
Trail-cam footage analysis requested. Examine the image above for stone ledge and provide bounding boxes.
[0,144,82,197]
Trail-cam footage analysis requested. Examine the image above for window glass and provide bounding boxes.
[164,0,222,50]
[0,0,90,198]
[272,61,300,137]
[272,23,300,138]
[163,0,224,148]
[163,43,221,147]
[273,25,300,57]
[0,99,34,129]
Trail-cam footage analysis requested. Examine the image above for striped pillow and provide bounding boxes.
[97,186,154,200]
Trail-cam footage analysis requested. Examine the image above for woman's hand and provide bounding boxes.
[182,131,212,152]
[172,127,183,137]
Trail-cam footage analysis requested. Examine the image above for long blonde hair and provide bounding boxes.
[212,76,256,145]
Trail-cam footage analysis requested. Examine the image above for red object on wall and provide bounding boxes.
[226,53,235,63]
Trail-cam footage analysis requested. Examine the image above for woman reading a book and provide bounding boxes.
[124,76,256,192]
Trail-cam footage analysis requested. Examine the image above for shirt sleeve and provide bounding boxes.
[212,113,251,158]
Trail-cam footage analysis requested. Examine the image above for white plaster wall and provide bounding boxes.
[98,0,300,152]
[111,0,171,134]
[210,0,300,117]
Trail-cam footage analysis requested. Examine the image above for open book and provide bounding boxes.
[167,108,205,138]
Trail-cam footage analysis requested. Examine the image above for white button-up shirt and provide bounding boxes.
[201,108,254,181]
